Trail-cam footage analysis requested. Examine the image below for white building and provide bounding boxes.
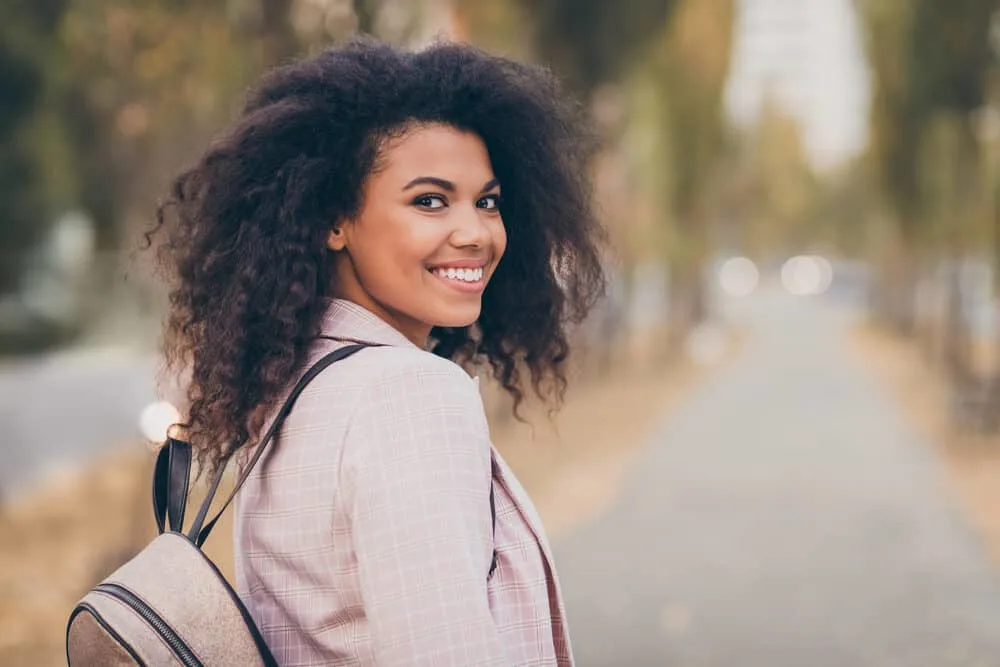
[724,0,872,171]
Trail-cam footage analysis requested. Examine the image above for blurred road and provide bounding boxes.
[556,284,1000,666]
[0,348,158,497]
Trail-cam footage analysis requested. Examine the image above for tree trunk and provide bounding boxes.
[873,239,918,337]
[666,260,706,361]
[353,0,380,35]
[259,0,297,67]
[943,259,972,388]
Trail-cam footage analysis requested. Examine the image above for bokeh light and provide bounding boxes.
[780,255,834,296]
[718,256,760,297]
[138,401,181,443]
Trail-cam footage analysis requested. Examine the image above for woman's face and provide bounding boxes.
[328,123,506,346]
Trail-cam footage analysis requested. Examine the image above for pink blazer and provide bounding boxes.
[234,298,573,666]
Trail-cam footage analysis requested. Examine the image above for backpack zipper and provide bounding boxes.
[93,583,203,667]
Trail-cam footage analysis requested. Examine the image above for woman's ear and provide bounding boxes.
[327,223,347,251]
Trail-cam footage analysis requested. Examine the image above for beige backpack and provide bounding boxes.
[65,344,368,666]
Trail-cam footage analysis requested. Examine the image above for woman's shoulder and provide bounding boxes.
[339,347,491,460]
[376,346,476,384]
[311,343,479,401]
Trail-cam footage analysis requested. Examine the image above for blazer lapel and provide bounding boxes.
[491,447,574,666]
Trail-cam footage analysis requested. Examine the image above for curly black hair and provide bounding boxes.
[148,38,606,472]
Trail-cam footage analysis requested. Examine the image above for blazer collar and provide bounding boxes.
[317,298,420,349]
[490,447,574,664]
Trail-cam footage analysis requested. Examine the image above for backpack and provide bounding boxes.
[66,343,498,666]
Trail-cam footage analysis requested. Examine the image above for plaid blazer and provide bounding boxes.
[234,299,573,666]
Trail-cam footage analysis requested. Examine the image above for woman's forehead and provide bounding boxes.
[373,124,497,186]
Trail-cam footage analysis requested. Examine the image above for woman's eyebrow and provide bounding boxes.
[402,176,455,192]
[401,176,500,193]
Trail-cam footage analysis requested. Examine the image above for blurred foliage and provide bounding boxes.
[859,0,996,247]
[512,0,675,98]
[654,0,733,226]
[15,0,997,364]
[0,0,70,293]
[732,103,820,258]
[647,0,735,333]
[856,0,1000,407]
[60,2,266,242]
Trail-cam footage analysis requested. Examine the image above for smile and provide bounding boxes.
[430,266,485,283]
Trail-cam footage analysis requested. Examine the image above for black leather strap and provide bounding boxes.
[152,437,191,534]
[187,344,371,547]
[152,442,171,533]
[168,440,191,532]
[489,481,498,578]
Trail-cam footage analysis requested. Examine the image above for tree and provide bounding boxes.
[0,0,70,294]
[649,0,735,343]
[736,101,820,259]
[856,0,996,334]
[513,0,675,100]
[858,0,999,431]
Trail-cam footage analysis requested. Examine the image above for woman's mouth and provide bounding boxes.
[431,266,484,282]
[428,264,487,292]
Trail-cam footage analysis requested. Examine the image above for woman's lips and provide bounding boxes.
[428,264,487,293]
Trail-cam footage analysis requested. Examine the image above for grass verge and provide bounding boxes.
[850,323,1000,570]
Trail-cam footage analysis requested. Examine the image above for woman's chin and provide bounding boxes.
[431,303,482,330]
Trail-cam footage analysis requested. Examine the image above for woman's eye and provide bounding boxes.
[415,194,447,209]
[478,194,501,210]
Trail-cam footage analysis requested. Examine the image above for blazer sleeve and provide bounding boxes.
[342,350,505,666]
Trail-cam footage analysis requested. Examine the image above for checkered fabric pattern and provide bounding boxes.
[234,299,573,666]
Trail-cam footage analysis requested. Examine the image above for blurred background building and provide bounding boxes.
[725,0,871,170]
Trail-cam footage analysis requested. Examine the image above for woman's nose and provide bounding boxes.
[450,205,492,248]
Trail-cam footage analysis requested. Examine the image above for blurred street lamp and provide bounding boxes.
[780,255,833,296]
[139,401,182,443]
[718,256,759,297]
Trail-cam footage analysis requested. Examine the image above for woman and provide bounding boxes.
[150,39,605,666]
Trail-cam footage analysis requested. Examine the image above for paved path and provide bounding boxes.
[0,347,160,497]
[555,286,1000,666]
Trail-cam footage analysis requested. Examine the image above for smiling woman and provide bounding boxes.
[144,38,605,666]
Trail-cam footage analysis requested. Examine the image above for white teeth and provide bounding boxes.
[433,267,484,282]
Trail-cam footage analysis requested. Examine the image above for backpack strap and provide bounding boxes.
[152,436,191,534]
[489,480,498,578]
[186,343,371,547]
